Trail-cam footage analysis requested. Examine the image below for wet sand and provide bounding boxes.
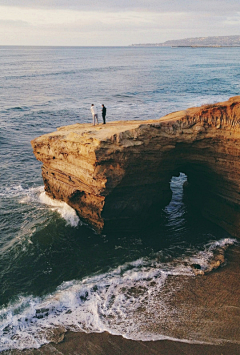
[3,245,240,355]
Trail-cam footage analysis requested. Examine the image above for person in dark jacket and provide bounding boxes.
[102,104,106,124]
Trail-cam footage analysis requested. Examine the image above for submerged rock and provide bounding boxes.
[45,326,66,344]
[191,246,227,275]
[31,96,240,236]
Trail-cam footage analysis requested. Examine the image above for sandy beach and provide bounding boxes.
[5,331,240,355]
[3,245,240,355]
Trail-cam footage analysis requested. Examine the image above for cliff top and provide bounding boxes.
[33,96,240,146]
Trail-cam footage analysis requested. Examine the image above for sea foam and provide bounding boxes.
[0,237,236,351]
[0,184,79,228]
[39,191,80,227]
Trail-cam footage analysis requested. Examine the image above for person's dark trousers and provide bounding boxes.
[102,115,106,124]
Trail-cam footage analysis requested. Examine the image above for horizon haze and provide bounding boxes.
[0,0,240,46]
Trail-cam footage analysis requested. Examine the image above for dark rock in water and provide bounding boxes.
[191,246,228,275]
[191,263,202,269]
[31,96,240,237]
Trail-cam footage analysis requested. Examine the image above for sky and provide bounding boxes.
[0,0,240,46]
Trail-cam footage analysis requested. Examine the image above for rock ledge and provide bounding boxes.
[31,96,240,236]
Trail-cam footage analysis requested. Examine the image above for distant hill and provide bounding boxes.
[131,35,240,47]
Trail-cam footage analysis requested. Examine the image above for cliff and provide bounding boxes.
[31,96,240,237]
[131,35,240,47]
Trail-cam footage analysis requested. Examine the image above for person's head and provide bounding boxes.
[92,104,94,106]
[102,104,104,107]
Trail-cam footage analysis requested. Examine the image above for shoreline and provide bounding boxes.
[5,331,239,355]
[3,244,240,355]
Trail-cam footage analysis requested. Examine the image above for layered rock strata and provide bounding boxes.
[31,96,240,236]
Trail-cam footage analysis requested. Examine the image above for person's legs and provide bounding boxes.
[92,114,99,125]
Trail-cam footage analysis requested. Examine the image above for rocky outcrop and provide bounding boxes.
[190,246,227,275]
[31,96,240,236]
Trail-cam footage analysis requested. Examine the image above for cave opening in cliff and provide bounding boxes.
[168,172,188,207]
[163,172,188,224]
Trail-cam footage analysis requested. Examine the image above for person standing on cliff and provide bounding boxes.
[102,104,106,124]
[90,104,98,125]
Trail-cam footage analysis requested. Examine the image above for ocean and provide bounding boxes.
[0,46,239,351]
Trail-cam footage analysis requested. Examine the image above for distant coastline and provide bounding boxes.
[172,45,240,48]
[131,35,240,47]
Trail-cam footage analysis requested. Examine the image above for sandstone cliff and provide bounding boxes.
[31,96,240,237]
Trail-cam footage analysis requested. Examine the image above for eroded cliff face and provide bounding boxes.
[31,96,240,236]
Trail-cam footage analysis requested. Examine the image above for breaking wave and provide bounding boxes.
[0,184,79,228]
[0,237,236,351]
[39,192,80,228]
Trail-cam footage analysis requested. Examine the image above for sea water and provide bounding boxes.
[0,46,239,351]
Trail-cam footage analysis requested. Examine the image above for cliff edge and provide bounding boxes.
[31,96,240,236]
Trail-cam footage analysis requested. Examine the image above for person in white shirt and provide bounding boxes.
[90,104,99,125]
